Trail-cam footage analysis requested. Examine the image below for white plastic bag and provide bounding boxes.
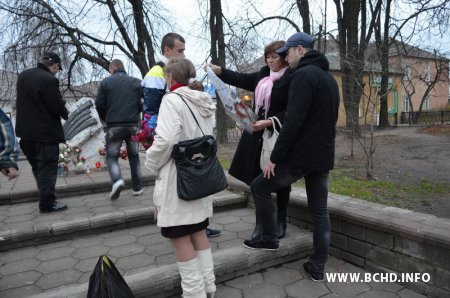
[260,116,282,171]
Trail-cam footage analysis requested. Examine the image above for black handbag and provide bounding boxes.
[171,94,228,201]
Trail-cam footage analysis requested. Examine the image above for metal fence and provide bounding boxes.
[400,111,450,125]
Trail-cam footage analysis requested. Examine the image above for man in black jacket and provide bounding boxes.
[243,32,340,282]
[16,52,69,213]
[95,59,143,200]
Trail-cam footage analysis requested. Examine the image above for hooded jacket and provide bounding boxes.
[270,50,340,171]
[145,86,216,227]
[16,63,68,143]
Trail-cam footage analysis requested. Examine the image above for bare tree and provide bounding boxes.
[0,0,172,83]
[333,0,383,134]
[209,0,228,144]
[374,0,392,128]
[296,0,311,34]
[399,48,449,124]
[374,0,450,128]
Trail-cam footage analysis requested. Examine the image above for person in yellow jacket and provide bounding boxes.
[141,33,185,116]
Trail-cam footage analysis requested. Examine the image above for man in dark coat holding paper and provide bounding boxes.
[242,32,340,283]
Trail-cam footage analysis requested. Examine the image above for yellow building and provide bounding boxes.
[236,39,449,127]
[325,40,449,126]
[388,40,449,122]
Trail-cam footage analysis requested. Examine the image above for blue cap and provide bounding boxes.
[276,32,314,54]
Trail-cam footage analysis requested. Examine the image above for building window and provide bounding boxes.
[403,95,410,112]
[423,95,430,111]
[403,65,411,81]
[423,64,431,82]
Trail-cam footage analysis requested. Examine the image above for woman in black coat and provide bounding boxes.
[207,41,292,239]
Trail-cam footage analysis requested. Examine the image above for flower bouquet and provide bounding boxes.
[58,144,85,175]
[131,113,157,150]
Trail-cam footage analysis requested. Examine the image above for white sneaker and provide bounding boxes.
[110,179,125,200]
[133,189,143,196]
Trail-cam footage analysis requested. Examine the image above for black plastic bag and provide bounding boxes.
[87,255,135,298]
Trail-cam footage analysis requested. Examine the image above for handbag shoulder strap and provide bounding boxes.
[269,116,282,133]
[172,92,205,136]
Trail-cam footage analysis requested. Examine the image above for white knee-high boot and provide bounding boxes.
[177,258,207,298]
[197,248,216,298]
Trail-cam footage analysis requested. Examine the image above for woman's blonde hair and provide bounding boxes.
[165,58,204,91]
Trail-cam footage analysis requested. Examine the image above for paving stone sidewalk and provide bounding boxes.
[0,155,429,297]
[0,207,426,298]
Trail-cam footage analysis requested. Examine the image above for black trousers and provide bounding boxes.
[251,163,330,274]
[20,139,59,210]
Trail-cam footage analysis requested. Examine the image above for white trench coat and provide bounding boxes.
[145,86,216,227]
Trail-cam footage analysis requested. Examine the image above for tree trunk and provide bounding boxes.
[377,0,392,128]
[209,0,227,144]
[296,0,311,34]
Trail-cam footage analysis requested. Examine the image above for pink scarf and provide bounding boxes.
[254,66,288,119]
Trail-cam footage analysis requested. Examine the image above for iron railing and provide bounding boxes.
[400,111,450,125]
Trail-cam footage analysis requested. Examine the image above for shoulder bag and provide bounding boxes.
[260,116,282,171]
[171,94,228,201]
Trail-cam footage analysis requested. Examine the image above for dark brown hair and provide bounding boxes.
[165,58,204,91]
[264,40,287,66]
[161,33,185,54]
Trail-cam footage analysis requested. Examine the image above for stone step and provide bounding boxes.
[0,208,312,298]
[0,169,156,206]
[0,188,247,251]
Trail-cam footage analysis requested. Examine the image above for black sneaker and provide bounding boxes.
[206,228,221,238]
[303,261,324,282]
[40,201,68,213]
[242,239,278,251]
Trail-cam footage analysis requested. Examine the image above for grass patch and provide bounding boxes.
[217,151,449,211]
[219,157,232,170]
[293,166,449,208]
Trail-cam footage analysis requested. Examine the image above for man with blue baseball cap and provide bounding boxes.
[275,32,315,54]
[243,31,340,283]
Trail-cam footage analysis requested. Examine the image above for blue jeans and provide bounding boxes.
[251,163,330,274]
[106,126,142,191]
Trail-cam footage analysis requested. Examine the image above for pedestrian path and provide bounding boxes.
[0,156,429,297]
[0,208,425,298]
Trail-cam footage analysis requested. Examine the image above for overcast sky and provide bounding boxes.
[30,0,444,81]
[149,0,450,78]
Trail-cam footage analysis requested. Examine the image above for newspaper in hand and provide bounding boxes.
[206,66,257,133]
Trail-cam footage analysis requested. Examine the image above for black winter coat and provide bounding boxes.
[95,69,143,127]
[16,63,68,143]
[219,65,292,185]
[270,50,339,171]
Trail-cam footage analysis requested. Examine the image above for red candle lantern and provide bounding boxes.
[95,161,101,168]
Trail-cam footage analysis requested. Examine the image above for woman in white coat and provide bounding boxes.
[145,58,216,298]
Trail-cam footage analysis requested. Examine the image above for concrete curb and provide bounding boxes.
[29,229,313,298]
[2,176,156,205]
